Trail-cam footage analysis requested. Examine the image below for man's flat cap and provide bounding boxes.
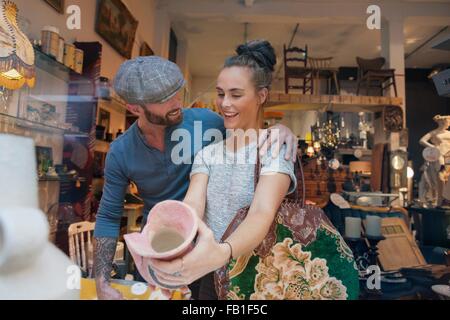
[114,56,185,105]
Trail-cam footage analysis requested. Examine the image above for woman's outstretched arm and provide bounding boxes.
[183,173,209,219]
[149,173,291,287]
[420,132,434,148]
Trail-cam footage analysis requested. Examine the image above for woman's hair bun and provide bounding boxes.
[236,40,276,72]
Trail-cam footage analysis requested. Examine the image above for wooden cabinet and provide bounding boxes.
[300,158,352,206]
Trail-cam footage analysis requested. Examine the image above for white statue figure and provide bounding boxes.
[419,115,450,206]
[358,112,372,149]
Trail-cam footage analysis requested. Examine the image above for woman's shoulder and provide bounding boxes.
[261,143,294,170]
[263,143,290,160]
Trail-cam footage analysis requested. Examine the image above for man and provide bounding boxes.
[93,56,298,300]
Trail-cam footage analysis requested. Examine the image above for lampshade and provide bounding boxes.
[306,146,315,157]
[0,0,35,90]
[264,111,284,120]
[349,161,372,174]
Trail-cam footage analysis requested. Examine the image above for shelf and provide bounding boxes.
[39,176,87,183]
[95,139,111,143]
[34,46,73,82]
[39,177,61,182]
[94,139,111,153]
[98,96,127,114]
[336,148,372,156]
[0,112,88,137]
[267,94,403,113]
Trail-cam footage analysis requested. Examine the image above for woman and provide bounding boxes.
[149,40,359,300]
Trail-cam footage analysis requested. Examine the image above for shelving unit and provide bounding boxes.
[267,93,403,113]
[97,96,127,139]
[0,43,101,249]
[0,111,88,137]
[33,45,72,82]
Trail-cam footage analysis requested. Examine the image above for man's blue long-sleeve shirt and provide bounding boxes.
[94,108,225,238]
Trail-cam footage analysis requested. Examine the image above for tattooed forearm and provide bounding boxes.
[94,237,117,283]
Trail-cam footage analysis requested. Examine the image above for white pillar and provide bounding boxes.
[177,40,189,78]
[381,16,406,111]
[381,15,407,203]
[153,8,171,58]
[177,40,191,104]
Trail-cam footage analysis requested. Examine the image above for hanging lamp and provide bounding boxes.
[0,0,35,90]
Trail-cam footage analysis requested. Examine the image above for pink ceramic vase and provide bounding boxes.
[124,200,198,289]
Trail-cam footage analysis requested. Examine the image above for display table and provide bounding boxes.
[121,204,144,274]
[408,206,450,248]
[123,203,144,234]
[323,202,406,236]
[368,265,450,300]
[80,278,189,300]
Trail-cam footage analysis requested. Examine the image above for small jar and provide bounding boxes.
[96,77,111,100]
[74,49,84,74]
[41,26,60,58]
[63,43,76,69]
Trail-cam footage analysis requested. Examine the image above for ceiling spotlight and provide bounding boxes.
[428,64,450,79]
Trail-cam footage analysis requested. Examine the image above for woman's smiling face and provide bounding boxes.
[216,66,267,131]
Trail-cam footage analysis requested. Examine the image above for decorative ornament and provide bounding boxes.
[0,0,36,90]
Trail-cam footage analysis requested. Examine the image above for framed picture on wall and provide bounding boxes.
[43,0,65,14]
[96,0,139,59]
[139,42,154,56]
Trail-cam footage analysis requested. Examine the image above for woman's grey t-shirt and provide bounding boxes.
[190,141,297,241]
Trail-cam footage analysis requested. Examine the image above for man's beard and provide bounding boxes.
[143,107,183,126]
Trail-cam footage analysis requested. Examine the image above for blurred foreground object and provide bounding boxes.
[0,134,79,299]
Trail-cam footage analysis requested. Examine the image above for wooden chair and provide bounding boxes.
[68,221,125,278]
[68,221,95,277]
[356,57,398,97]
[308,56,340,95]
[284,45,314,94]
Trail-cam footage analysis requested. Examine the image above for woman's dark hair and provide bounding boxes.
[224,40,276,90]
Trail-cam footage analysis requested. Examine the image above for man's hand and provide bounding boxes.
[259,123,298,162]
[94,237,124,300]
[96,280,124,300]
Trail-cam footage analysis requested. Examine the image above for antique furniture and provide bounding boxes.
[308,56,340,94]
[356,57,398,97]
[377,217,427,271]
[68,221,125,278]
[283,45,314,94]
[68,221,95,277]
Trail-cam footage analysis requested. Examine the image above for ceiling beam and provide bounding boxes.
[165,0,450,26]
